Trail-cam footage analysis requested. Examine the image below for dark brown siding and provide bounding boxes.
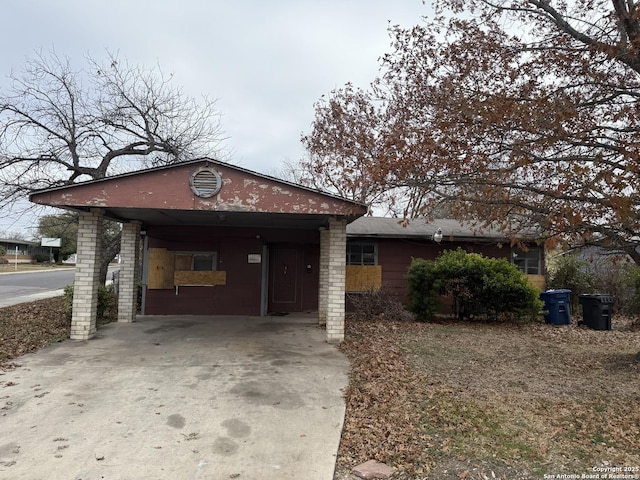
[145,226,319,316]
[348,238,520,311]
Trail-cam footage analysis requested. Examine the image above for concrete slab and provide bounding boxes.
[0,314,349,480]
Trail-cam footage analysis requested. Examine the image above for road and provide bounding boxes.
[0,268,118,307]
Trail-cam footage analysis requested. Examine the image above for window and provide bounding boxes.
[512,247,541,275]
[175,252,217,271]
[347,243,377,265]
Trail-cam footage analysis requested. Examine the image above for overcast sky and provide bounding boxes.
[1,0,429,236]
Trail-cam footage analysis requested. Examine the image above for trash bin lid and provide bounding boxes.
[579,293,614,303]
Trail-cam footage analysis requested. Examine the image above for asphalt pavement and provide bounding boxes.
[0,267,117,307]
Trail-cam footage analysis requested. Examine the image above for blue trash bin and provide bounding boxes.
[539,289,571,325]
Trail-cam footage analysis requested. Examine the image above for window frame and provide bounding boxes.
[512,247,541,275]
[346,242,378,266]
[174,251,218,271]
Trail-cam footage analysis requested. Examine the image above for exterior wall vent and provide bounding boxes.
[190,167,222,198]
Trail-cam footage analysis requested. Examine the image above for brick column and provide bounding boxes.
[318,227,329,326]
[117,221,141,323]
[326,218,347,344]
[71,210,103,340]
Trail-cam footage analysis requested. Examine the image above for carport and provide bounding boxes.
[30,158,367,343]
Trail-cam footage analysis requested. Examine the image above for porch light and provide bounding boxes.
[432,228,443,244]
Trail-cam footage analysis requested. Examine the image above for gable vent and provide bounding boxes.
[190,167,222,198]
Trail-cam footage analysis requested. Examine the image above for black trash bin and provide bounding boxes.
[539,289,571,325]
[578,294,614,330]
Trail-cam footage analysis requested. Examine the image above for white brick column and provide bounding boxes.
[326,218,347,344]
[117,221,141,323]
[71,210,103,340]
[318,227,330,326]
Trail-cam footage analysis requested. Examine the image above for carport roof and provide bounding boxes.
[29,158,368,229]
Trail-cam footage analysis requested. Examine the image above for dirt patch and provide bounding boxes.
[334,316,640,479]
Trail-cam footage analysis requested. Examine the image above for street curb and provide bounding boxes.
[0,267,75,276]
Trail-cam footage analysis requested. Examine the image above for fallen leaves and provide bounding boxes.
[0,297,69,368]
[334,316,640,479]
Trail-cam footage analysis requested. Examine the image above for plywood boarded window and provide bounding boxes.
[345,265,382,292]
[148,248,175,289]
[173,251,226,286]
[526,274,545,291]
[345,242,381,292]
[147,249,226,288]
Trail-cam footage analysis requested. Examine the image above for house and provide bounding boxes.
[30,158,367,343]
[29,158,544,342]
[0,238,39,264]
[345,217,545,306]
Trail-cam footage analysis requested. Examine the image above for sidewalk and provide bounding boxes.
[0,288,66,308]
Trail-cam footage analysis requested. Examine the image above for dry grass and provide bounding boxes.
[335,316,640,479]
[2,296,638,479]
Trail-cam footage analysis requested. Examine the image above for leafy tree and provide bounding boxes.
[0,50,225,280]
[302,1,640,262]
[37,213,78,260]
[0,245,6,257]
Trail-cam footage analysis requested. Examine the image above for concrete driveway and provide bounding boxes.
[0,314,350,480]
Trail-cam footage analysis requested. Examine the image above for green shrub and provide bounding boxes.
[407,248,543,322]
[32,252,52,263]
[406,257,440,320]
[546,253,595,313]
[63,284,117,325]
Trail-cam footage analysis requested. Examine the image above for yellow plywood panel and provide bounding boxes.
[527,274,545,291]
[148,248,175,289]
[174,270,227,286]
[346,265,382,292]
[175,254,192,271]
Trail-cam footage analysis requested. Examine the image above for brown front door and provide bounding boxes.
[268,247,301,312]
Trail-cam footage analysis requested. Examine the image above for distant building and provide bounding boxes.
[0,238,39,263]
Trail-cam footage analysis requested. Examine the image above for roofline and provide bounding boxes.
[28,157,368,210]
[346,232,529,242]
[0,238,38,245]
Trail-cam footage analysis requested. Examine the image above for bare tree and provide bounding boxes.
[0,50,226,280]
